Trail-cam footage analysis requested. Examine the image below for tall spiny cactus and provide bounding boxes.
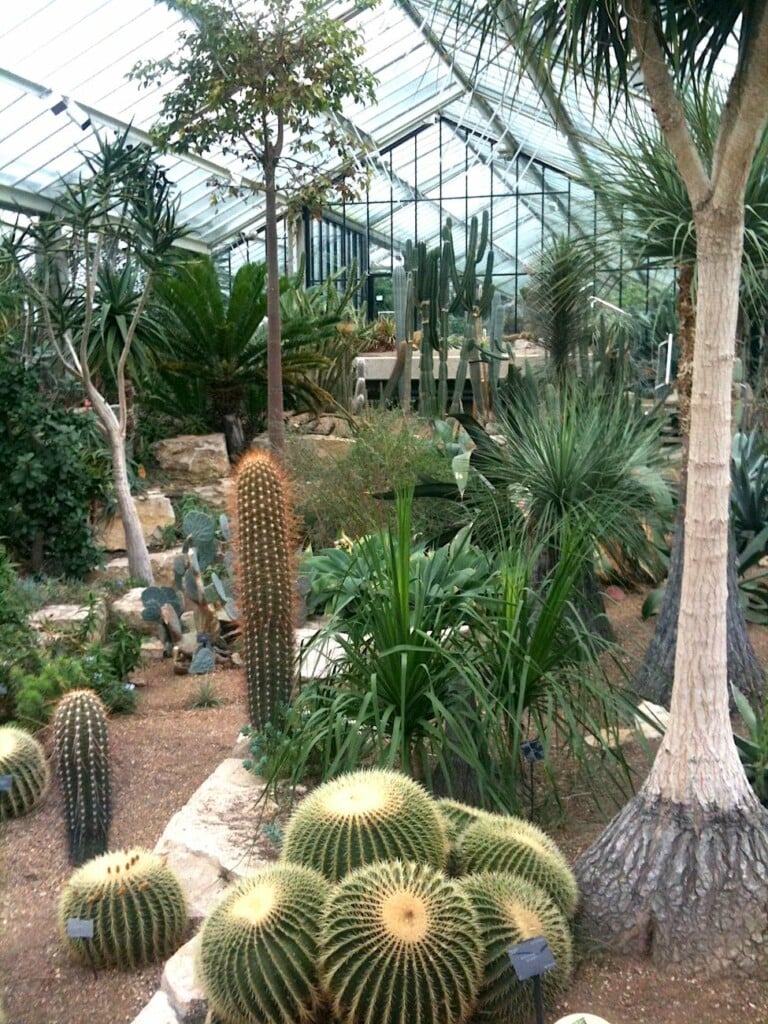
[53,689,110,865]
[235,450,295,730]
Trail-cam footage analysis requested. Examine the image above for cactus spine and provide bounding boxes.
[0,724,49,821]
[53,688,111,865]
[234,450,296,730]
[320,859,483,1024]
[198,864,331,1024]
[458,871,573,1024]
[456,814,578,918]
[58,848,187,968]
[281,769,448,881]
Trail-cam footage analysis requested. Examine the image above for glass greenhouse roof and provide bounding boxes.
[0,0,645,274]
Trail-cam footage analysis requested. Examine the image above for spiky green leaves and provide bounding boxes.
[235,450,295,731]
[321,860,483,1024]
[458,872,573,1024]
[456,815,578,918]
[281,770,448,881]
[53,689,110,865]
[0,724,49,821]
[198,864,331,1024]
[58,848,187,969]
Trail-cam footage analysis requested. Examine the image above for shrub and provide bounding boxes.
[0,544,39,723]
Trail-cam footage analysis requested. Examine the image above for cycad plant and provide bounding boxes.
[149,256,331,444]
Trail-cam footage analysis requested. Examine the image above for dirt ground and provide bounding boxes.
[2,590,768,1024]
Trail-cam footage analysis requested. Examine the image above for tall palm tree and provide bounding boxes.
[596,89,768,706]
[457,0,768,970]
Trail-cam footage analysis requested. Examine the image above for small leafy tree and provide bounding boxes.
[2,130,186,584]
[131,0,377,456]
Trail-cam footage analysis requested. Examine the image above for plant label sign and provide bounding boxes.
[507,936,556,980]
[0,775,13,792]
[66,918,94,939]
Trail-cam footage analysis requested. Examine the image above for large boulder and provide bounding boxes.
[152,434,230,483]
[96,491,175,552]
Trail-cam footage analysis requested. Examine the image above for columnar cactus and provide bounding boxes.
[198,864,331,1024]
[58,848,188,968]
[281,769,448,881]
[234,450,296,730]
[0,724,49,821]
[458,871,573,1024]
[52,688,111,865]
[455,814,578,918]
[320,859,483,1024]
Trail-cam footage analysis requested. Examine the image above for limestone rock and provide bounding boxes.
[29,598,108,646]
[110,587,158,636]
[179,479,234,512]
[92,548,183,589]
[162,935,207,1024]
[153,758,272,922]
[96,491,176,552]
[130,991,180,1024]
[153,435,230,483]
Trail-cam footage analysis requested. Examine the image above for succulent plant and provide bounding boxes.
[198,863,331,1024]
[52,688,111,865]
[281,769,447,881]
[234,450,296,730]
[455,815,578,918]
[58,848,188,969]
[458,871,573,1024]
[0,724,49,821]
[320,859,483,1024]
[434,797,489,877]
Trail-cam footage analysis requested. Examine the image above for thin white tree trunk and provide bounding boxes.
[644,214,756,810]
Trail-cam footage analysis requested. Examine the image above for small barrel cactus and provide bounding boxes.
[435,797,489,876]
[281,769,447,881]
[234,450,296,731]
[0,724,49,821]
[198,863,331,1024]
[458,871,573,1024]
[58,848,188,969]
[456,814,578,918]
[320,859,483,1024]
[53,688,111,865]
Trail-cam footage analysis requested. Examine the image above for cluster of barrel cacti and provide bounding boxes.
[197,768,576,1024]
[233,449,296,732]
[53,688,111,865]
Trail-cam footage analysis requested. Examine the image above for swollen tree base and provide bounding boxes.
[575,792,768,975]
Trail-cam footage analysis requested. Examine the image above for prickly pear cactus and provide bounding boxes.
[58,848,187,969]
[234,450,295,730]
[281,769,448,881]
[320,859,483,1024]
[199,863,331,1024]
[456,814,578,918]
[0,724,49,821]
[52,688,110,865]
[458,871,573,1024]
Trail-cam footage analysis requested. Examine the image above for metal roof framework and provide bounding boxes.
[0,0,644,281]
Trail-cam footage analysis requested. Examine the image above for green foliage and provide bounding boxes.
[58,848,188,969]
[188,678,224,709]
[0,544,38,722]
[0,725,49,821]
[280,769,448,881]
[53,689,111,865]
[0,350,108,577]
[320,859,483,1024]
[285,409,457,550]
[301,520,492,619]
[455,814,579,919]
[198,864,331,1024]
[236,450,295,730]
[732,685,768,806]
[458,872,573,1024]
